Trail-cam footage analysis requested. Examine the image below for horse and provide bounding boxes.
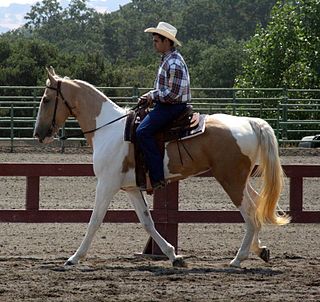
[34,67,290,268]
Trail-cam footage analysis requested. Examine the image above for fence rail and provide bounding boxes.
[1,86,320,151]
[0,163,319,255]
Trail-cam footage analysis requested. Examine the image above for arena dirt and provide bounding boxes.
[0,149,319,301]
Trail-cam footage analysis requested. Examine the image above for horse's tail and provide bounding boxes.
[249,118,291,227]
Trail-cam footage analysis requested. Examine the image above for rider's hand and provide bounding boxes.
[138,93,153,107]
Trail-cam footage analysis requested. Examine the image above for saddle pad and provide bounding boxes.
[174,114,207,142]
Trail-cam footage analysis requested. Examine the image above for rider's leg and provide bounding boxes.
[136,102,186,187]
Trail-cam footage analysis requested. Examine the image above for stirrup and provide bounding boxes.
[152,180,166,190]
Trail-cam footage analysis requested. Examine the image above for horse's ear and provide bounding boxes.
[46,66,56,85]
[46,66,57,76]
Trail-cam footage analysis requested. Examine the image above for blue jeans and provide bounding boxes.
[136,102,187,185]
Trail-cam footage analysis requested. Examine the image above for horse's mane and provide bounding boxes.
[47,73,106,100]
[73,79,108,100]
[47,74,128,113]
[73,79,129,113]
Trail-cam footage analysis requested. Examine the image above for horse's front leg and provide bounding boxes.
[65,178,118,266]
[126,189,186,267]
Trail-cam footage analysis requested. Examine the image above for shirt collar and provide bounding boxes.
[161,48,176,62]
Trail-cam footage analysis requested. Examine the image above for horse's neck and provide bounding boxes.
[98,99,126,122]
[74,82,126,146]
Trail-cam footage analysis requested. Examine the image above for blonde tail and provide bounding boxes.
[250,119,291,227]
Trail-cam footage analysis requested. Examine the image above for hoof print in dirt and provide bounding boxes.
[51,266,69,272]
[172,257,187,268]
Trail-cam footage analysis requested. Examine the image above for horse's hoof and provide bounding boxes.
[172,257,187,268]
[259,248,270,262]
[64,260,76,266]
[229,259,241,268]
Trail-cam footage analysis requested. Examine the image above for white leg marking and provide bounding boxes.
[65,178,119,265]
[247,184,269,261]
[126,189,181,263]
[230,186,257,268]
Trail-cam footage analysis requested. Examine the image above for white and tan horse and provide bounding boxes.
[34,67,290,268]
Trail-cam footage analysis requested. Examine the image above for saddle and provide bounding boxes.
[124,105,206,191]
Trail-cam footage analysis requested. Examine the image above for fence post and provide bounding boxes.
[276,102,280,141]
[60,126,65,153]
[10,104,14,153]
[232,90,237,115]
[132,86,139,102]
[32,90,37,118]
[26,176,40,211]
[282,88,288,142]
[143,181,179,256]
[289,176,303,222]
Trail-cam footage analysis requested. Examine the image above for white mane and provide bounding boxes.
[73,79,128,115]
[73,79,108,100]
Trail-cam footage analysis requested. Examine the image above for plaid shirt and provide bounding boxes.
[149,49,191,104]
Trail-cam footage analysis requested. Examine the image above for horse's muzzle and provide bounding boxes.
[33,126,54,144]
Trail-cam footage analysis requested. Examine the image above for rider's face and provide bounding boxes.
[152,35,171,54]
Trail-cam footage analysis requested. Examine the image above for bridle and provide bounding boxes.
[45,80,143,140]
[46,80,75,132]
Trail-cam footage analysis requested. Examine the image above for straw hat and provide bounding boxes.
[144,22,181,46]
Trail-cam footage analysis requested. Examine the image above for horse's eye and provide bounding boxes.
[43,97,50,104]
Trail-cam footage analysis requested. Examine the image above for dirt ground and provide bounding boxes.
[0,148,319,302]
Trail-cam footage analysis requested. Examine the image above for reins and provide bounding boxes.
[59,109,136,141]
[46,81,143,140]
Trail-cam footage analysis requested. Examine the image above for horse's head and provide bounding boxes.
[34,67,75,143]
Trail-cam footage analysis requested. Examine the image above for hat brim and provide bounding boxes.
[144,27,182,46]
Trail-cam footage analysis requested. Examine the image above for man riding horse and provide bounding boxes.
[136,22,191,190]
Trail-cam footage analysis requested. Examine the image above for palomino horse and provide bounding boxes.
[34,67,290,268]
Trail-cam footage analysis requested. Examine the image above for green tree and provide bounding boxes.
[180,0,277,43]
[25,0,63,29]
[0,37,58,86]
[192,38,246,88]
[25,0,103,53]
[236,0,320,88]
[1,0,278,88]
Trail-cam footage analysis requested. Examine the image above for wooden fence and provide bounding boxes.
[0,163,319,255]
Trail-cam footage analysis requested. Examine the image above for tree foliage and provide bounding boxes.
[236,0,320,89]
[0,36,57,86]
[0,0,279,88]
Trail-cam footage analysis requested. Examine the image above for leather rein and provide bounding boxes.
[45,80,140,140]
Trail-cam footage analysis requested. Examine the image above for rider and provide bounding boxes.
[136,22,191,190]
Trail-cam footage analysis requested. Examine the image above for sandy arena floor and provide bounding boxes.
[0,149,319,301]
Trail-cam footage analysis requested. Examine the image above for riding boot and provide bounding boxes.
[134,143,147,189]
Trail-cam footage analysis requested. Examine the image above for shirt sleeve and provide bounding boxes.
[149,63,184,104]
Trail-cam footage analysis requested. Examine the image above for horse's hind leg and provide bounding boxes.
[247,184,270,263]
[65,179,118,266]
[230,183,268,267]
[230,198,256,268]
[126,189,186,267]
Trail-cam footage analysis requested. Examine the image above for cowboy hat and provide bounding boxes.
[144,22,182,46]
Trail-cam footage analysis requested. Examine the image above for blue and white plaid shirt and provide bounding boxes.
[149,49,191,104]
